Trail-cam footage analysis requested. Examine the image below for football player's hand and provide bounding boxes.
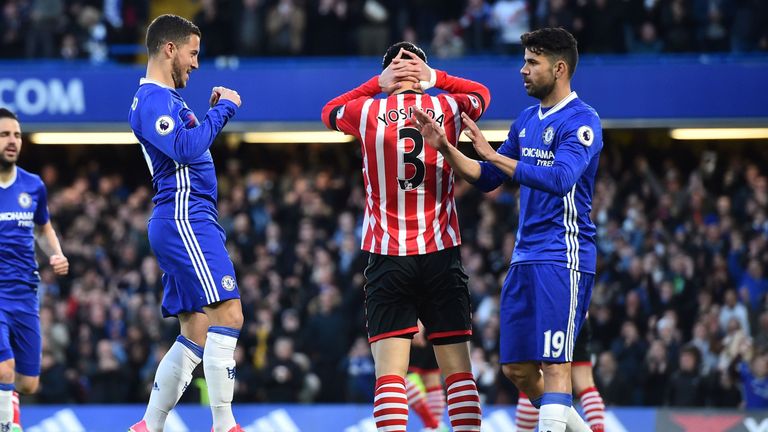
[398,49,433,86]
[50,254,69,276]
[215,86,242,107]
[412,108,448,152]
[379,49,420,93]
[461,112,494,160]
[210,87,222,107]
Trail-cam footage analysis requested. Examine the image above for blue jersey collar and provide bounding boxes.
[538,92,578,120]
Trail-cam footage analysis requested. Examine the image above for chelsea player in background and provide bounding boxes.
[128,14,243,432]
[0,108,69,432]
[412,27,601,432]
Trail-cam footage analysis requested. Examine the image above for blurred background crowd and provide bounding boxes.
[1,0,767,63]
[16,136,768,409]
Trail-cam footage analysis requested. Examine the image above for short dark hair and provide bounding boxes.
[521,27,579,78]
[145,14,201,56]
[382,42,427,70]
[0,108,18,121]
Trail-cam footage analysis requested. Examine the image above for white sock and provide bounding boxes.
[143,336,203,432]
[204,326,239,432]
[0,387,13,431]
[539,402,569,432]
[566,406,592,432]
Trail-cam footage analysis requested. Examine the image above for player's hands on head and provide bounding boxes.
[461,112,494,160]
[411,108,448,151]
[50,254,69,276]
[379,48,432,93]
[213,86,242,107]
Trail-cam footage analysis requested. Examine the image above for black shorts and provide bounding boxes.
[364,246,472,345]
[409,342,439,374]
[572,318,593,365]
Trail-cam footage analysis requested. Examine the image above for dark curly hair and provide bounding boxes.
[382,42,427,70]
[146,14,201,57]
[521,27,579,78]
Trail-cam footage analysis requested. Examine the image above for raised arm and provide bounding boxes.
[411,108,481,182]
[321,76,381,131]
[138,89,239,164]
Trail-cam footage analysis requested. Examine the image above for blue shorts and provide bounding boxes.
[0,293,41,376]
[499,264,593,364]
[148,218,240,317]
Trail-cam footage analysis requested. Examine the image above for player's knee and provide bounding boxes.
[207,299,244,330]
[540,362,570,382]
[15,378,38,395]
[502,363,537,388]
[0,362,14,384]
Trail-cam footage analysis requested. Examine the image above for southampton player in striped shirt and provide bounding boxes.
[128,15,243,432]
[322,42,490,432]
[413,28,602,432]
[0,108,69,432]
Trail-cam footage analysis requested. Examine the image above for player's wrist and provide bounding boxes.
[419,68,437,91]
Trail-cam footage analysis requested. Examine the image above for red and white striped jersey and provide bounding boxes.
[322,71,490,256]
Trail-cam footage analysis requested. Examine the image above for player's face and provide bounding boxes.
[0,118,22,167]
[171,34,200,89]
[520,49,556,100]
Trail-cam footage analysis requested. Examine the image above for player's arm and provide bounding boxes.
[139,88,238,164]
[31,183,68,276]
[455,113,521,192]
[413,108,521,189]
[35,222,68,276]
[513,113,603,197]
[412,108,481,181]
[321,76,380,133]
[398,49,491,119]
[434,70,490,119]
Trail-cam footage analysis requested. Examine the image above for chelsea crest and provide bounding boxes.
[18,192,32,208]
[542,126,555,146]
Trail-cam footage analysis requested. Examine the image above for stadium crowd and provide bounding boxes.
[1,0,767,62]
[15,137,767,409]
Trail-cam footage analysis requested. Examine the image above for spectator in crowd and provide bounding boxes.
[490,0,529,54]
[266,0,306,55]
[666,345,706,406]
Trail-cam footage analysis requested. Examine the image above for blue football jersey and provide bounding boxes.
[128,79,237,221]
[473,92,603,274]
[0,167,49,294]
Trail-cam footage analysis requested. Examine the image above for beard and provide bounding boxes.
[0,154,14,169]
[525,79,556,101]
[171,57,186,89]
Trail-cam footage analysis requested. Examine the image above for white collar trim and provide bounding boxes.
[140,78,174,89]
[538,91,578,120]
[0,166,17,189]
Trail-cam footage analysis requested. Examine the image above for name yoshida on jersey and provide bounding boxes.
[128,78,238,222]
[322,71,490,256]
[473,92,603,274]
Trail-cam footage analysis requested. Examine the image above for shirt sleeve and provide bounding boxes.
[321,76,380,135]
[513,111,603,197]
[471,121,521,192]
[434,70,491,121]
[139,88,237,164]
[33,180,49,225]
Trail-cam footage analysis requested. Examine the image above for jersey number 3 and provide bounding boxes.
[397,127,426,191]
